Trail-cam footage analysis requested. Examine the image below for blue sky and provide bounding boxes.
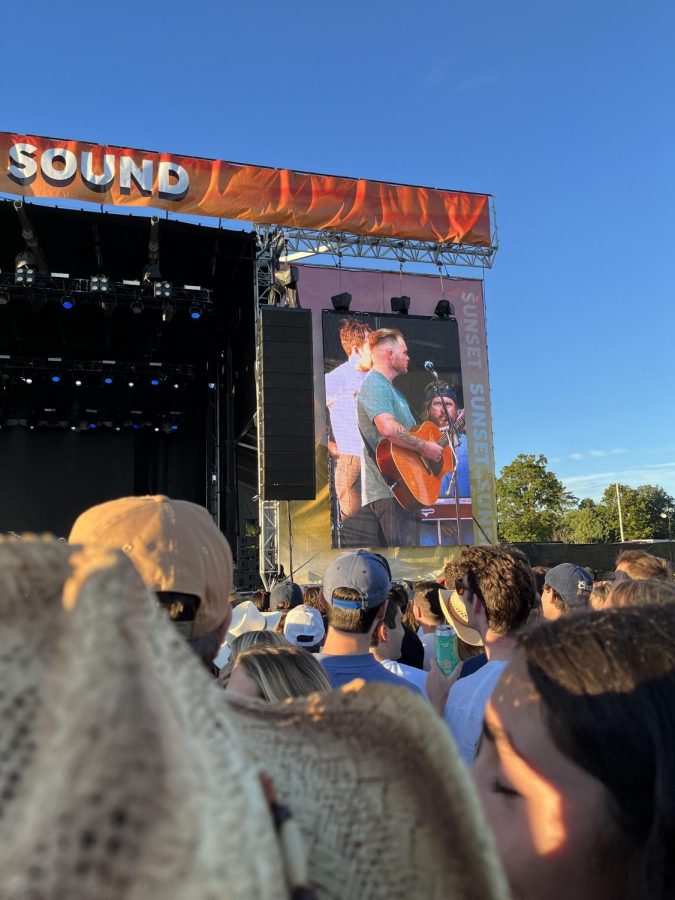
[3,0,674,502]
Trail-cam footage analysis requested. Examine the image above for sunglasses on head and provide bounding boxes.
[455,572,485,606]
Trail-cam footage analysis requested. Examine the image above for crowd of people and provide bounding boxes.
[2,493,675,898]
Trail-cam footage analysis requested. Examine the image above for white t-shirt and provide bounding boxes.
[443,660,508,765]
[380,659,428,697]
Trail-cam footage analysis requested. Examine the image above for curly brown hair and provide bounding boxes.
[444,545,534,634]
[339,318,371,356]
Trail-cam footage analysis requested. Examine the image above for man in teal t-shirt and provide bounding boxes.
[357,328,443,546]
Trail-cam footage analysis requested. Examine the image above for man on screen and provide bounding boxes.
[325,318,372,522]
[422,382,470,499]
[357,328,443,546]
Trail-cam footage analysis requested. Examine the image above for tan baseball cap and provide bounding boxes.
[438,588,483,647]
[69,495,233,638]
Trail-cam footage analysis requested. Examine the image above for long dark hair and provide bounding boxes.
[517,605,675,899]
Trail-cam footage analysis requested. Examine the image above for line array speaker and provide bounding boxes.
[258,307,315,500]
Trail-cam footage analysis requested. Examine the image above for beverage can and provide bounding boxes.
[435,623,459,676]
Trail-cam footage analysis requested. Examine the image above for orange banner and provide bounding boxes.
[0,132,491,246]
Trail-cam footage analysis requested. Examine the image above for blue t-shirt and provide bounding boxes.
[318,653,423,694]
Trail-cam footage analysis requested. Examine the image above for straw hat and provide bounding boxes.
[0,536,508,900]
[439,587,484,646]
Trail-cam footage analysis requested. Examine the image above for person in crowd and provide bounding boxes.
[615,549,672,581]
[370,598,427,695]
[217,629,287,688]
[69,495,234,674]
[604,577,675,609]
[412,580,445,670]
[388,581,425,668]
[474,605,675,900]
[302,583,329,633]
[270,579,303,611]
[589,579,614,610]
[325,318,373,523]
[318,549,422,693]
[283,603,326,652]
[225,644,331,701]
[440,559,488,679]
[213,599,283,669]
[248,587,270,610]
[357,328,443,546]
[428,545,535,764]
[540,562,593,620]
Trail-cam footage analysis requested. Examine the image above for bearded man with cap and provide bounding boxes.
[69,495,234,674]
[318,550,422,693]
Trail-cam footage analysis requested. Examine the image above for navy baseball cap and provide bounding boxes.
[323,550,391,610]
[545,564,593,609]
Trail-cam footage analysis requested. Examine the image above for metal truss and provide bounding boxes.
[253,234,280,588]
[255,215,498,269]
[0,273,214,314]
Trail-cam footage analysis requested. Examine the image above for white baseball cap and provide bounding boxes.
[283,604,325,648]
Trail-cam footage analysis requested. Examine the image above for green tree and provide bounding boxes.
[564,499,614,543]
[496,454,576,542]
[601,484,675,540]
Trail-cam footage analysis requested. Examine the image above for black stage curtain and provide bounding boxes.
[0,427,205,538]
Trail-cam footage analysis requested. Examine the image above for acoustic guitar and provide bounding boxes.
[375,421,455,511]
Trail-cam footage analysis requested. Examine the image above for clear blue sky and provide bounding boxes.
[3,0,674,503]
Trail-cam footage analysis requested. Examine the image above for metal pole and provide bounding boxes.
[616,482,625,542]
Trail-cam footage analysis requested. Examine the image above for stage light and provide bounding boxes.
[390,296,410,315]
[154,427,160,432]
[15,250,37,286]
[75,379,82,387]
[331,292,352,312]
[434,300,454,319]
[70,426,77,431]
[0,291,9,305]
[207,382,216,390]
[51,375,61,384]
[128,380,135,388]
[171,425,178,431]
[103,376,113,385]
[89,423,97,429]
[154,281,172,300]
[130,299,143,315]
[161,299,175,323]
[25,377,33,385]
[61,296,74,310]
[173,383,180,389]
[150,378,160,386]
[90,275,109,293]
[189,304,202,320]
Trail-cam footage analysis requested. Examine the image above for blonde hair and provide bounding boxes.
[234,645,331,701]
[229,629,287,662]
[607,578,675,609]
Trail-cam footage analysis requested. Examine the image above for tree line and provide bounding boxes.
[495,453,675,543]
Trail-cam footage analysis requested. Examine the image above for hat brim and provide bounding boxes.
[438,589,483,647]
[261,610,283,631]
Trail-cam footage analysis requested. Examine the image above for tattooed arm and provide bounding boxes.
[373,413,443,462]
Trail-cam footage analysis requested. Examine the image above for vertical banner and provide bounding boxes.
[275,265,497,583]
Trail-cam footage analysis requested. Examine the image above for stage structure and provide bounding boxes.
[0,198,255,544]
[1,131,498,589]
